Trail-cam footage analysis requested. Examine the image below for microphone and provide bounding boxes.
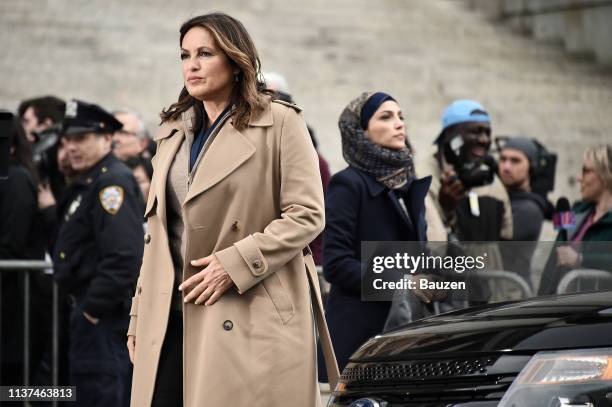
[553,197,576,241]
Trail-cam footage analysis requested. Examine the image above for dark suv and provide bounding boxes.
[327,291,612,407]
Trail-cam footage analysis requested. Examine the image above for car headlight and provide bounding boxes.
[499,348,612,407]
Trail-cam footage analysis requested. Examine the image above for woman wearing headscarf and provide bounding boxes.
[127,12,337,407]
[319,92,431,376]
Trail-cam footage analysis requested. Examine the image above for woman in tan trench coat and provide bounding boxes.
[127,12,338,406]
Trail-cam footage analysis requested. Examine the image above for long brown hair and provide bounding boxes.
[160,13,270,130]
[10,117,38,181]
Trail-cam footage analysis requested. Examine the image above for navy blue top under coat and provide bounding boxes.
[190,105,232,171]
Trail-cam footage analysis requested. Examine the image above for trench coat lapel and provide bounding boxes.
[184,122,256,205]
[151,128,184,228]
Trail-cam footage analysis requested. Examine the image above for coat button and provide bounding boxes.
[252,260,263,269]
[223,320,233,331]
[231,221,240,231]
[59,251,66,260]
[144,233,151,244]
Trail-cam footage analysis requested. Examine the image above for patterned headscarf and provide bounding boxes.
[339,92,414,189]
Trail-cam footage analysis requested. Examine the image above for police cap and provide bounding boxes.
[61,99,122,136]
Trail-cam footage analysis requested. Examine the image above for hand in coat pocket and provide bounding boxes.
[180,254,235,306]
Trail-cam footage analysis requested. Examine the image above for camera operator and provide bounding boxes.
[498,137,553,240]
[18,96,67,201]
[17,96,79,251]
[428,100,512,244]
[423,100,512,306]
[497,136,554,285]
[18,96,64,144]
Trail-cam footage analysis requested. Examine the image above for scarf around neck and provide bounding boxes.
[339,92,414,189]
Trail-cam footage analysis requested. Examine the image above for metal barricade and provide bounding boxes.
[556,269,612,294]
[473,270,534,301]
[317,263,533,316]
[0,260,58,407]
[430,270,533,315]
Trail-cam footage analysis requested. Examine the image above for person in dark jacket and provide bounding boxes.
[124,155,153,202]
[498,137,549,286]
[0,118,46,384]
[318,92,431,379]
[18,96,67,202]
[53,99,144,406]
[427,100,512,243]
[307,125,331,265]
[538,144,612,295]
[35,135,80,387]
[37,136,78,252]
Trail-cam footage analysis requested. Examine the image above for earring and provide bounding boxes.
[234,74,239,83]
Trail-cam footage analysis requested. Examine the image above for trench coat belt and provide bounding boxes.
[303,248,340,390]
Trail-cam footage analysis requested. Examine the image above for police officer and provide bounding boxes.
[53,100,144,406]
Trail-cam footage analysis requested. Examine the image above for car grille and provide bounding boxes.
[336,357,518,405]
[342,357,496,381]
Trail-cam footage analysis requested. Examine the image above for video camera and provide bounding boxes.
[443,134,497,189]
[0,111,63,185]
[530,139,557,196]
[31,124,62,183]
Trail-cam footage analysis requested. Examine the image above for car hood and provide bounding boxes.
[352,291,612,361]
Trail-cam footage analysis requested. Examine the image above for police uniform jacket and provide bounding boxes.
[53,153,144,317]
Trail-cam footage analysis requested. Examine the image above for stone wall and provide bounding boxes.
[1,0,611,206]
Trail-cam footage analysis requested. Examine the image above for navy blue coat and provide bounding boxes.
[318,166,431,379]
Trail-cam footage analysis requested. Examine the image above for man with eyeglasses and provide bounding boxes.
[112,109,151,161]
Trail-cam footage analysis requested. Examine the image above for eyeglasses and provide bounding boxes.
[582,166,595,175]
[116,129,139,137]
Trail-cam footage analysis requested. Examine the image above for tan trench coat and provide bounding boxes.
[128,99,338,406]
